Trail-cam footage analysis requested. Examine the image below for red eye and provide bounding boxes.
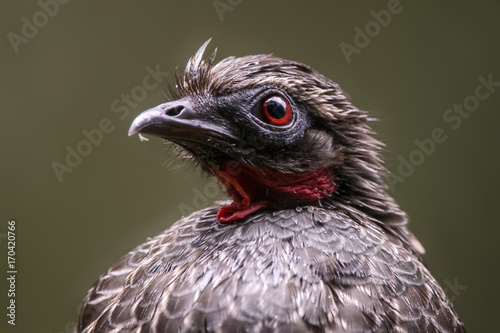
[261,95,292,126]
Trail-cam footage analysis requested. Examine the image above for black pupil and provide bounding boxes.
[266,99,286,119]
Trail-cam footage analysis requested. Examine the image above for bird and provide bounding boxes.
[76,40,465,333]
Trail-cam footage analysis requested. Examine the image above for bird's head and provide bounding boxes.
[129,40,403,227]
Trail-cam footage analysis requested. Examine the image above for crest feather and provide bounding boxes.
[177,38,217,97]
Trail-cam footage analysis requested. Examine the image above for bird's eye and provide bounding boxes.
[261,95,292,126]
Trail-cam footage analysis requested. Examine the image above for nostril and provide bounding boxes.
[165,106,184,117]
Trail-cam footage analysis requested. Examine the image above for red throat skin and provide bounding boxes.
[209,161,335,223]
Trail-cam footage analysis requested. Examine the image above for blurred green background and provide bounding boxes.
[1,1,498,332]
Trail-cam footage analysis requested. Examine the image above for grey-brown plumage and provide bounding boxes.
[77,40,464,332]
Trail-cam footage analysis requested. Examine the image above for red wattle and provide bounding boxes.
[210,162,335,223]
[217,202,266,223]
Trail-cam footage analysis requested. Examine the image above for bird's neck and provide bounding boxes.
[209,161,335,223]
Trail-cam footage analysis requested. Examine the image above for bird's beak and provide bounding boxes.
[128,99,236,143]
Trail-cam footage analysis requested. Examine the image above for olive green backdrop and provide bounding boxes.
[1,1,499,332]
